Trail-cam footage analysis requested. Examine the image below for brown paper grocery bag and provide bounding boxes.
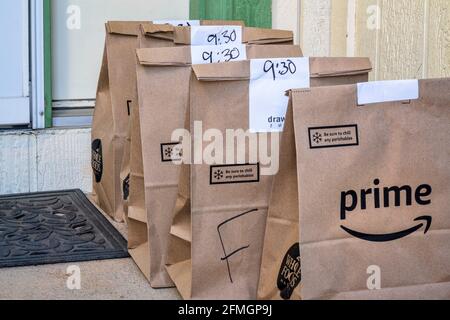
[125,21,245,224]
[166,57,372,300]
[128,21,250,287]
[135,43,300,289]
[257,58,372,300]
[92,20,244,223]
[267,78,450,300]
[121,23,181,223]
[92,21,147,222]
[128,20,247,225]
[126,25,181,283]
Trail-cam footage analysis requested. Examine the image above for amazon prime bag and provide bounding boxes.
[264,78,450,300]
[134,32,297,288]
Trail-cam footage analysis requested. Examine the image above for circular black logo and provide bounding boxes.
[91,139,103,183]
[123,174,130,201]
[277,243,301,300]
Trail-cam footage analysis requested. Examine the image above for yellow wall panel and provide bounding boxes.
[301,0,331,56]
[273,0,300,44]
[427,0,450,78]
[377,0,426,80]
[355,0,379,79]
[330,0,348,57]
[302,0,450,80]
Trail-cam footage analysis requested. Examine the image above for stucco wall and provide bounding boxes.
[0,128,92,195]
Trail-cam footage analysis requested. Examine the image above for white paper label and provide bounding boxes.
[153,20,200,27]
[357,80,419,105]
[191,44,247,65]
[190,26,242,46]
[249,57,310,133]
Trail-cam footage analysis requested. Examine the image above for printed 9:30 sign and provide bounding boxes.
[264,59,297,81]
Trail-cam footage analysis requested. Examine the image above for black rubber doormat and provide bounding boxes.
[0,189,129,268]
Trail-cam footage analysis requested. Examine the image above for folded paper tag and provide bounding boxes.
[357,80,419,105]
[153,20,200,26]
[191,26,243,46]
[249,57,310,133]
[191,44,247,65]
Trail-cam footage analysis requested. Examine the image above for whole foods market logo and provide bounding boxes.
[340,179,433,242]
[277,243,301,300]
[123,174,130,201]
[91,139,103,183]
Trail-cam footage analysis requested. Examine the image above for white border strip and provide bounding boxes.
[22,0,30,97]
[346,0,356,57]
[357,80,420,105]
[30,0,45,129]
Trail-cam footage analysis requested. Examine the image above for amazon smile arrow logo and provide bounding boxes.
[339,179,434,242]
[341,216,432,243]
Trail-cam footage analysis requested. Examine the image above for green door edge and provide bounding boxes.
[190,0,272,28]
[43,0,52,128]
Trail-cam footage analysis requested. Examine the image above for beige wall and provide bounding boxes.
[294,0,450,80]
[0,129,92,195]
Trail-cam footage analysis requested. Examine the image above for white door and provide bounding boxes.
[0,0,30,126]
[52,0,189,101]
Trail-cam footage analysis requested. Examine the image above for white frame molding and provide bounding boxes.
[52,99,95,127]
[346,0,356,57]
[297,0,301,45]
[30,0,45,129]
[0,0,31,127]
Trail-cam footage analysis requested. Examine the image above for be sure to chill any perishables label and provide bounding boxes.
[210,164,260,185]
[308,125,359,149]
